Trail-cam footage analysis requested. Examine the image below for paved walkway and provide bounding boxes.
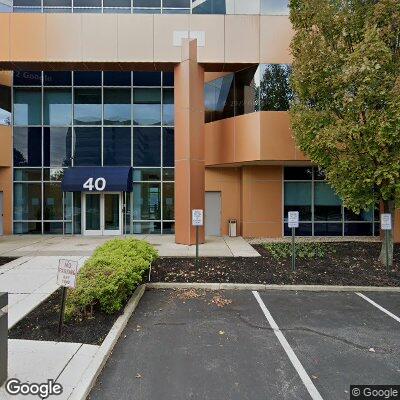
[0,340,99,400]
[0,235,260,258]
[0,256,87,328]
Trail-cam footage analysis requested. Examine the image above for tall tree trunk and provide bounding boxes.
[379,199,395,268]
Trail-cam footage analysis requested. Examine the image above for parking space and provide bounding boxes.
[89,289,400,400]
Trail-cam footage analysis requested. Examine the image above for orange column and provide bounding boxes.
[174,39,205,245]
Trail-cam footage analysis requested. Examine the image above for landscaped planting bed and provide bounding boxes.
[9,238,158,344]
[150,242,400,287]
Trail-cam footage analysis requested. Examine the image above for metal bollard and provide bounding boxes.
[0,292,8,386]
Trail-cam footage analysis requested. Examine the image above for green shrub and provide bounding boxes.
[65,238,158,319]
[262,242,328,261]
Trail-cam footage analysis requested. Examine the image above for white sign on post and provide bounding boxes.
[288,211,300,228]
[381,214,392,231]
[192,209,204,226]
[57,259,78,289]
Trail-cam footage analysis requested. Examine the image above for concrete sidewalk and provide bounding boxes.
[0,256,87,328]
[0,235,260,258]
[0,340,99,400]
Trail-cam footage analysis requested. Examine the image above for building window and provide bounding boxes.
[103,127,131,166]
[283,167,379,236]
[13,71,174,234]
[13,88,42,126]
[205,64,293,123]
[104,89,131,125]
[44,89,72,126]
[0,85,11,126]
[260,0,289,15]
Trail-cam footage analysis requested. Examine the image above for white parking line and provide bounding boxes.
[355,292,400,323]
[252,291,324,400]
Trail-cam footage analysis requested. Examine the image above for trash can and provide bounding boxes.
[0,292,7,386]
[228,219,237,237]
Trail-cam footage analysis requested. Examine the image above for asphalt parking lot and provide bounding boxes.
[89,289,400,400]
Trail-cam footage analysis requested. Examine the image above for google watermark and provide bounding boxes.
[351,385,400,399]
[5,378,63,399]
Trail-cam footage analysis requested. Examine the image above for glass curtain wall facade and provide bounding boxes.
[283,167,379,237]
[12,71,175,234]
[9,0,289,14]
[205,64,292,122]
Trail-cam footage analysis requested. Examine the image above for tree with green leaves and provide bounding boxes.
[289,0,400,267]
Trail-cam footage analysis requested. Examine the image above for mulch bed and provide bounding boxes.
[9,288,122,345]
[149,242,400,287]
[0,257,18,267]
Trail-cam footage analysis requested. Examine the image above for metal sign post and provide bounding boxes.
[288,212,299,272]
[381,214,392,274]
[192,209,204,268]
[57,259,78,336]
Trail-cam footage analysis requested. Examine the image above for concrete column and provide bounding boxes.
[174,39,205,245]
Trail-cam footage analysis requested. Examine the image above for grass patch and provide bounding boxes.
[262,242,329,261]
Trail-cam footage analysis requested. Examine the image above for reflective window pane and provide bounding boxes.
[284,223,312,236]
[261,0,289,15]
[43,71,72,86]
[235,66,259,115]
[74,71,102,86]
[314,182,342,221]
[13,127,42,166]
[133,89,161,126]
[103,127,131,166]
[133,127,161,167]
[43,168,66,181]
[44,182,63,220]
[132,72,161,86]
[104,72,131,86]
[132,222,161,234]
[132,168,161,181]
[284,182,312,221]
[14,71,42,86]
[14,88,42,126]
[163,0,190,7]
[43,127,72,167]
[13,182,42,220]
[132,182,161,220]
[104,0,130,5]
[104,89,131,125]
[133,0,160,6]
[314,223,342,236]
[284,167,313,180]
[344,223,373,236]
[163,168,174,181]
[163,89,174,125]
[163,127,174,167]
[43,0,72,5]
[74,0,101,6]
[259,64,292,111]
[74,88,102,125]
[204,74,234,123]
[44,89,72,126]
[14,169,42,181]
[192,0,226,14]
[14,0,41,5]
[73,127,101,166]
[0,85,11,126]
[14,222,42,234]
[163,72,174,86]
[163,182,174,220]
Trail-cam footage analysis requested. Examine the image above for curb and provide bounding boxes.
[146,282,400,292]
[68,284,146,400]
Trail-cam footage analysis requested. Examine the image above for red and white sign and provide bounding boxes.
[57,259,78,288]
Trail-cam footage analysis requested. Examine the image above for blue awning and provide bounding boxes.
[61,167,133,192]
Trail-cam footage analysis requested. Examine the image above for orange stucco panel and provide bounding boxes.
[205,112,309,166]
[241,165,283,238]
[0,14,10,62]
[260,111,308,161]
[174,40,205,245]
[0,126,12,167]
[205,167,242,236]
[10,14,46,62]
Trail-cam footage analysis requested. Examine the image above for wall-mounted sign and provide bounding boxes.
[288,211,299,228]
[57,259,78,289]
[381,214,392,231]
[192,209,204,226]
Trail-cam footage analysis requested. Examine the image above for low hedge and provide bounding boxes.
[65,238,158,319]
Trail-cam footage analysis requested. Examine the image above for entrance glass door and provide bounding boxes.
[83,193,122,235]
